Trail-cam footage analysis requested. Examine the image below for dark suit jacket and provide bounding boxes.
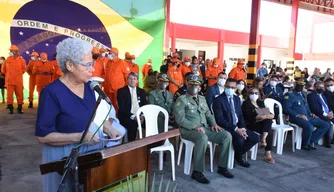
[324,90,334,112]
[212,92,246,132]
[241,99,267,126]
[206,83,221,108]
[307,90,330,122]
[117,85,147,120]
[263,84,283,102]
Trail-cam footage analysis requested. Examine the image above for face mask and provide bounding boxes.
[270,81,277,87]
[278,80,282,84]
[148,63,152,65]
[214,64,218,68]
[159,83,168,90]
[42,60,47,62]
[132,59,136,63]
[237,84,245,92]
[0,60,3,64]
[326,85,334,92]
[9,52,14,56]
[185,62,190,66]
[249,94,259,101]
[101,53,107,57]
[31,57,36,60]
[194,71,200,76]
[294,85,303,92]
[108,55,113,60]
[316,88,324,94]
[217,78,226,87]
[303,88,308,92]
[225,88,235,96]
[187,85,199,95]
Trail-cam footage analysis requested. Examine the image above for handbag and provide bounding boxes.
[254,107,271,122]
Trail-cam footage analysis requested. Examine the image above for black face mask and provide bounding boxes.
[92,54,99,60]
[148,71,154,76]
[316,88,324,94]
[294,85,303,92]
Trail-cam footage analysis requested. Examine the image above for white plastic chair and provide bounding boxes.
[136,105,175,181]
[177,138,215,175]
[264,98,295,154]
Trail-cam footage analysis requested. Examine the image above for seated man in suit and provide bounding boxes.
[117,72,147,142]
[324,78,334,116]
[206,72,227,108]
[307,81,334,148]
[148,73,175,133]
[263,75,284,122]
[174,75,233,184]
[213,78,260,168]
[283,80,330,150]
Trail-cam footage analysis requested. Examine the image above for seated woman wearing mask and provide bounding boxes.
[236,79,248,102]
[35,38,121,192]
[241,87,275,164]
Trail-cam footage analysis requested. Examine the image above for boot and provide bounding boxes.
[28,102,33,108]
[8,104,13,114]
[17,104,24,114]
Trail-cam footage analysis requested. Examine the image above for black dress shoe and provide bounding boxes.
[309,145,317,150]
[217,167,234,178]
[191,171,210,184]
[236,158,251,168]
[301,145,311,151]
[331,140,334,144]
[324,144,332,148]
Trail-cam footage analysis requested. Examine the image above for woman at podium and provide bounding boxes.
[35,38,121,192]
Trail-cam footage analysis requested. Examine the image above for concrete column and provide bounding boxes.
[287,0,299,79]
[218,29,225,67]
[164,0,171,53]
[257,35,263,69]
[246,0,261,85]
[171,22,176,52]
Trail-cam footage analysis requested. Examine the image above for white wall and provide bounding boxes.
[295,60,334,75]
[261,48,288,65]
[179,49,196,59]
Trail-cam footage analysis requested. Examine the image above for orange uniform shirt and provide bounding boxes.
[181,64,191,77]
[104,58,129,93]
[167,67,183,94]
[1,56,26,86]
[206,65,223,86]
[141,63,152,79]
[229,66,246,81]
[33,60,54,87]
[51,60,63,82]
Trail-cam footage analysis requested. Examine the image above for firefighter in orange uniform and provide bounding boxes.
[104,48,129,111]
[1,45,26,114]
[92,46,104,78]
[26,51,39,108]
[228,59,246,80]
[181,56,191,77]
[167,58,183,94]
[206,57,223,86]
[51,54,63,82]
[141,58,152,80]
[33,52,54,98]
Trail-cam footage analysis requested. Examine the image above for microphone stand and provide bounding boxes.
[57,96,103,192]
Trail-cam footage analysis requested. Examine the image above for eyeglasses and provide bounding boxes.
[249,92,259,95]
[77,61,95,70]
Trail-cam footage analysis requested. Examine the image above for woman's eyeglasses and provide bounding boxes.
[249,92,259,95]
[77,61,95,70]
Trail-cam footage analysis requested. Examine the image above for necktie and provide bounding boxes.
[162,91,167,102]
[319,95,329,114]
[193,97,199,105]
[132,88,138,115]
[273,87,276,94]
[229,97,237,125]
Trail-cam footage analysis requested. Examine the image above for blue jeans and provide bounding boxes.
[290,116,330,146]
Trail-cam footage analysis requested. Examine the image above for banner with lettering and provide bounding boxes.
[0,0,166,91]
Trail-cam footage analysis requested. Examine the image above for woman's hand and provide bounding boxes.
[103,120,122,138]
[83,132,101,146]
[109,128,122,139]
[266,114,275,119]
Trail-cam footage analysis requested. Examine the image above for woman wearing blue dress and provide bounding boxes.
[35,38,121,192]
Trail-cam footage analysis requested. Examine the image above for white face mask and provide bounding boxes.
[278,80,282,84]
[225,88,235,96]
[185,62,191,66]
[101,53,107,57]
[217,78,226,87]
[214,64,218,68]
[31,57,36,60]
[0,59,3,64]
[194,71,200,76]
[303,88,307,92]
[237,84,245,92]
[9,52,14,56]
[108,55,113,60]
[270,81,277,87]
[250,94,259,101]
[42,60,47,62]
[148,63,152,65]
[327,85,334,92]
[132,59,136,63]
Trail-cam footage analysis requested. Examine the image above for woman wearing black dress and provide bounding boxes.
[0,56,6,103]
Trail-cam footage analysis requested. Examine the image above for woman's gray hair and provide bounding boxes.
[56,38,93,73]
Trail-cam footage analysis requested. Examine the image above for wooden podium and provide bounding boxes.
[39,129,179,191]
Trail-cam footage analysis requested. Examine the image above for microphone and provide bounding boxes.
[89,81,112,105]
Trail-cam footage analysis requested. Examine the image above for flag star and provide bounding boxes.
[45,43,49,46]
[19,31,24,36]
[32,49,35,51]
[26,51,29,54]
[77,28,81,31]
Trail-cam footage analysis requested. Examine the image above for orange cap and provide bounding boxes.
[111,48,118,55]
[40,52,48,60]
[30,51,39,57]
[129,55,136,59]
[184,56,190,61]
[172,52,179,58]
[92,46,99,54]
[9,45,19,51]
[125,52,131,58]
[99,48,106,53]
[147,58,152,63]
[172,58,179,63]
[213,57,220,64]
[237,59,244,65]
